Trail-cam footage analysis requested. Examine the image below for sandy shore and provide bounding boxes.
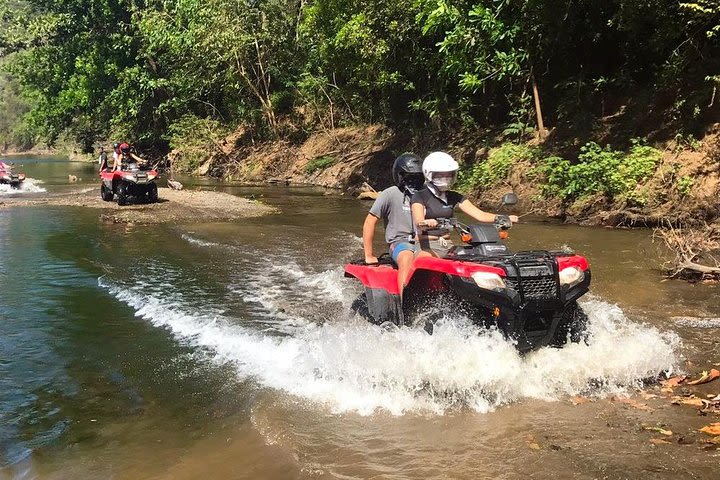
[0,186,277,223]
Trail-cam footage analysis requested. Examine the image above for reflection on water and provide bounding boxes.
[0,157,718,479]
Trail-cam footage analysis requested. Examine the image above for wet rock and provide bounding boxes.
[677,435,695,445]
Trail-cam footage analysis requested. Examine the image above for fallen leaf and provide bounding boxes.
[650,438,670,445]
[661,387,674,394]
[687,369,720,386]
[644,426,673,436]
[699,423,720,436]
[709,436,720,445]
[661,376,686,388]
[571,396,590,405]
[681,397,705,407]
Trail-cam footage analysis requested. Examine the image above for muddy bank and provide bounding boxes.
[187,124,720,228]
[0,187,277,223]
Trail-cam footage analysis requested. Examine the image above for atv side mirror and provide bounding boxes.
[501,193,518,207]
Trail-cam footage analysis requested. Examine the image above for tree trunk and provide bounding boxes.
[531,73,547,140]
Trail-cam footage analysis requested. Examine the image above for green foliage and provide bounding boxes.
[676,176,695,197]
[167,115,228,173]
[674,132,702,151]
[304,155,336,174]
[458,143,536,191]
[537,141,662,201]
[0,0,718,155]
[502,92,535,141]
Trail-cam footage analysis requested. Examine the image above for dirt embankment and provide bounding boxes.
[0,187,277,224]
[188,125,409,193]
[185,122,720,229]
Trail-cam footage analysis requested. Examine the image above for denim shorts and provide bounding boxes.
[390,241,415,262]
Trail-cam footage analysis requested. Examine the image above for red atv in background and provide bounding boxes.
[100,158,158,206]
[0,161,25,189]
[345,194,592,353]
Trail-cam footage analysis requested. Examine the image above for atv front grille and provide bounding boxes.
[506,276,557,300]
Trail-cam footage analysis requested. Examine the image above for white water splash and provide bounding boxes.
[100,274,681,416]
[672,316,720,329]
[0,178,46,195]
[181,233,220,248]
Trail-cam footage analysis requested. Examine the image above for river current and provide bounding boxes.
[1,157,718,479]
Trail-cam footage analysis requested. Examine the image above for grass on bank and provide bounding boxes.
[304,155,336,174]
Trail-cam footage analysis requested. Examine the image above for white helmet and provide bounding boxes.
[422,151,459,191]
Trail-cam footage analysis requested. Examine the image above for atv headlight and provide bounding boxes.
[471,271,506,291]
[123,174,136,182]
[559,266,584,287]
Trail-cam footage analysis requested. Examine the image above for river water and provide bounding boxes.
[1,157,718,479]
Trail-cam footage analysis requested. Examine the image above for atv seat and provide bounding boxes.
[349,253,398,269]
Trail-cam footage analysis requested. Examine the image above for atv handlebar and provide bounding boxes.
[428,216,513,233]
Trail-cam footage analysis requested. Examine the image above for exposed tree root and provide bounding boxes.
[654,221,720,281]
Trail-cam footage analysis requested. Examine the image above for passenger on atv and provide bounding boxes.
[411,151,518,258]
[112,142,147,171]
[363,153,425,297]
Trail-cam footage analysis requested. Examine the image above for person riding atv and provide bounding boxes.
[411,152,518,258]
[0,161,25,189]
[112,142,146,171]
[345,153,591,352]
[100,142,158,205]
[363,153,425,297]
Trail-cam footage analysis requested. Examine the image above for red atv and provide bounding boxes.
[345,195,591,353]
[0,161,25,189]
[100,160,158,206]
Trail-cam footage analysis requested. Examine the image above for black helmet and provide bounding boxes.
[392,153,424,194]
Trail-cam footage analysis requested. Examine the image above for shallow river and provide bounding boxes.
[1,157,718,479]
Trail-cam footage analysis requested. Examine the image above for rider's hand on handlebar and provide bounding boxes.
[509,215,519,223]
[418,219,438,229]
[364,255,379,264]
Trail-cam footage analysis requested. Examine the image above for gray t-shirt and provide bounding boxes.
[369,186,414,246]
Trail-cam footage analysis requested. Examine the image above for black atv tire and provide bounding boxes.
[551,302,588,347]
[350,293,371,320]
[116,183,128,206]
[147,183,158,203]
[100,184,114,201]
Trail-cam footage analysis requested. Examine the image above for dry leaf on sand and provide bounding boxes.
[649,438,670,445]
[660,376,686,388]
[687,369,720,386]
[681,397,705,407]
[699,423,720,436]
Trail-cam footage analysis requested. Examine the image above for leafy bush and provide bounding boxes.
[304,155,336,173]
[537,141,662,201]
[167,115,228,173]
[676,176,695,197]
[458,143,536,192]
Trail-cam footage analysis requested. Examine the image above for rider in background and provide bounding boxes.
[362,153,425,296]
[411,151,518,258]
[98,147,108,172]
[112,142,147,170]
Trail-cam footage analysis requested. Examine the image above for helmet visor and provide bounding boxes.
[431,172,457,191]
[403,172,425,191]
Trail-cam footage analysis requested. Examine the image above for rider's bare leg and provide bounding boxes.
[396,249,414,298]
